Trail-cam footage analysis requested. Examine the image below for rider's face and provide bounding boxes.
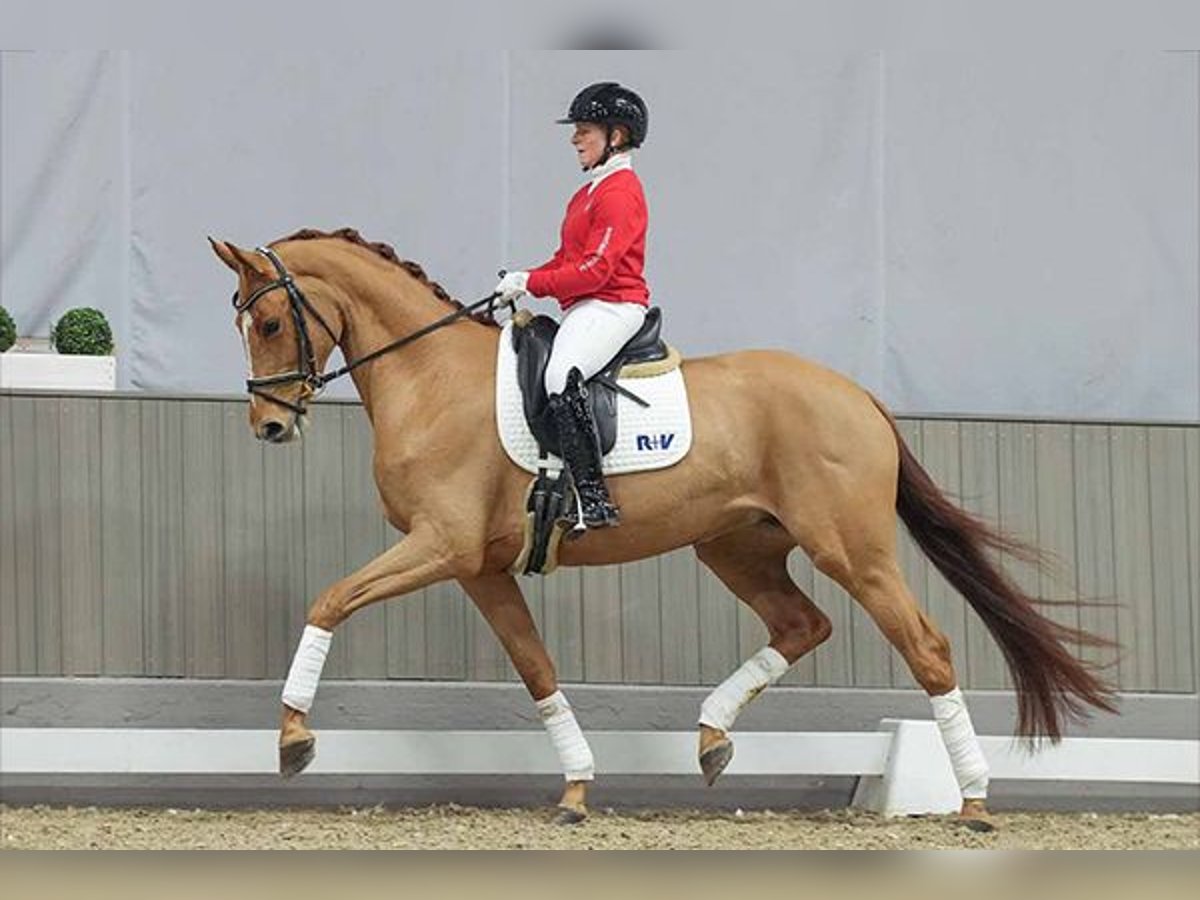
[571,122,610,170]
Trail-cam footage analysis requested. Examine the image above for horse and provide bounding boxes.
[210,227,1115,828]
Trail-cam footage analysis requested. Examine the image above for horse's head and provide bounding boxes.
[209,238,342,443]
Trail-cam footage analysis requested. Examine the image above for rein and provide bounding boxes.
[234,246,509,414]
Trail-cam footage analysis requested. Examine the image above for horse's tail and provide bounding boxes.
[869,396,1117,741]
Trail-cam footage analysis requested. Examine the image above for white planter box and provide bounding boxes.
[0,352,117,391]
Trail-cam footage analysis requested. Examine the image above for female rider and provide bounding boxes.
[495,82,651,529]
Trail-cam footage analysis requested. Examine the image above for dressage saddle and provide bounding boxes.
[513,306,668,459]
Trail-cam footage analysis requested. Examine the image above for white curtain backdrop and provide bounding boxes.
[2,50,1196,419]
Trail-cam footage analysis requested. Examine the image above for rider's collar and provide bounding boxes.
[587,151,633,193]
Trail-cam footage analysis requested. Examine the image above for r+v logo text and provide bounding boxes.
[635,433,676,452]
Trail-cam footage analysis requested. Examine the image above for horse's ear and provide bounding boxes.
[209,237,241,272]
[209,237,269,276]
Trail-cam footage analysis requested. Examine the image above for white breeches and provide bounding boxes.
[544,299,647,395]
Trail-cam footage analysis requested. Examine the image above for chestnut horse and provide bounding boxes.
[210,228,1113,827]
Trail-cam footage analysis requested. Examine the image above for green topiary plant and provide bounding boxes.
[51,307,114,356]
[0,307,15,353]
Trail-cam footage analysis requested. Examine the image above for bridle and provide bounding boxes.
[233,246,339,415]
[232,246,509,416]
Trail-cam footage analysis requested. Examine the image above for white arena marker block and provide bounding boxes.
[851,719,962,817]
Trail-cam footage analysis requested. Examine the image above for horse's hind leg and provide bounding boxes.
[693,523,833,785]
[459,573,594,825]
[799,524,995,830]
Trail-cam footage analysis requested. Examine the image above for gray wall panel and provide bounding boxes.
[100,399,144,675]
[620,557,662,683]
[581,564,622,683]
[659,548,700,686]
[1,393,1196,696]
[1188,429,1200,689]
[260,434,305,678]
[1034,424,1081,657]
[539,567,583,684]
[181,401,225,677]
[7,397,38,674]
[423,581,467,681]
[1073,425,1119,673]
[33,398,62,674]
[140,400,184,676]
[221,403,266,678]
[0,396,16,673]
[1110,427,1158,690]
[1148,427,1195,691]
[59,398,102,675]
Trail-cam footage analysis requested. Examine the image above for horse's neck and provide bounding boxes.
[335,273,494,424]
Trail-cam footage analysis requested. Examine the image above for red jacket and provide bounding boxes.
[526,168,649,310]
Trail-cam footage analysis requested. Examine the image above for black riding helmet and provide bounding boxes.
[557,82,648,150]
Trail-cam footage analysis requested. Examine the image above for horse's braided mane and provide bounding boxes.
[274,227,499,328]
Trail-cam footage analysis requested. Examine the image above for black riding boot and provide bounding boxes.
[547,368,620,529]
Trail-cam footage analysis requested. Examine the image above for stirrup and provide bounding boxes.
[577,482,620,529]
[562,479,619,537]
[569,480,588,536]
[583,504,620,529]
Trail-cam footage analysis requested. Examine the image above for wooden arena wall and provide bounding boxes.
[1,391,1197,694]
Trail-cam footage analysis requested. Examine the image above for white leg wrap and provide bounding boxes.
[536,690,595,782]
[930,687,990,799]
[698,646,790,733]
[281,625,332,713]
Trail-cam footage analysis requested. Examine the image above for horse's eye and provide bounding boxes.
[262,319,282,337]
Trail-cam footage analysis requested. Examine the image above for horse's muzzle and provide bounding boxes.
[256,419,295,443]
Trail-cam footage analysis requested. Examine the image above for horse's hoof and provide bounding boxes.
[279,737,316,778]
[553,805,588,826]
[958,799,997,833]
[961,816,997,833]
[699,738,734,786]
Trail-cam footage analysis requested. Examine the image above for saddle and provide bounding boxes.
[512,306,670,457]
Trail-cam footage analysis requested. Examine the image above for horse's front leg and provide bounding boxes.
[278,528,456,777]
[459,574,594,825]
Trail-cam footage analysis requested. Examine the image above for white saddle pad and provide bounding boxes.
[495,321,693,476]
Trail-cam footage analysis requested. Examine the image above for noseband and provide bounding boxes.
[232,247,510,416]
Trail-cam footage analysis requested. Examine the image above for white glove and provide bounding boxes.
[495,270,530,302]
